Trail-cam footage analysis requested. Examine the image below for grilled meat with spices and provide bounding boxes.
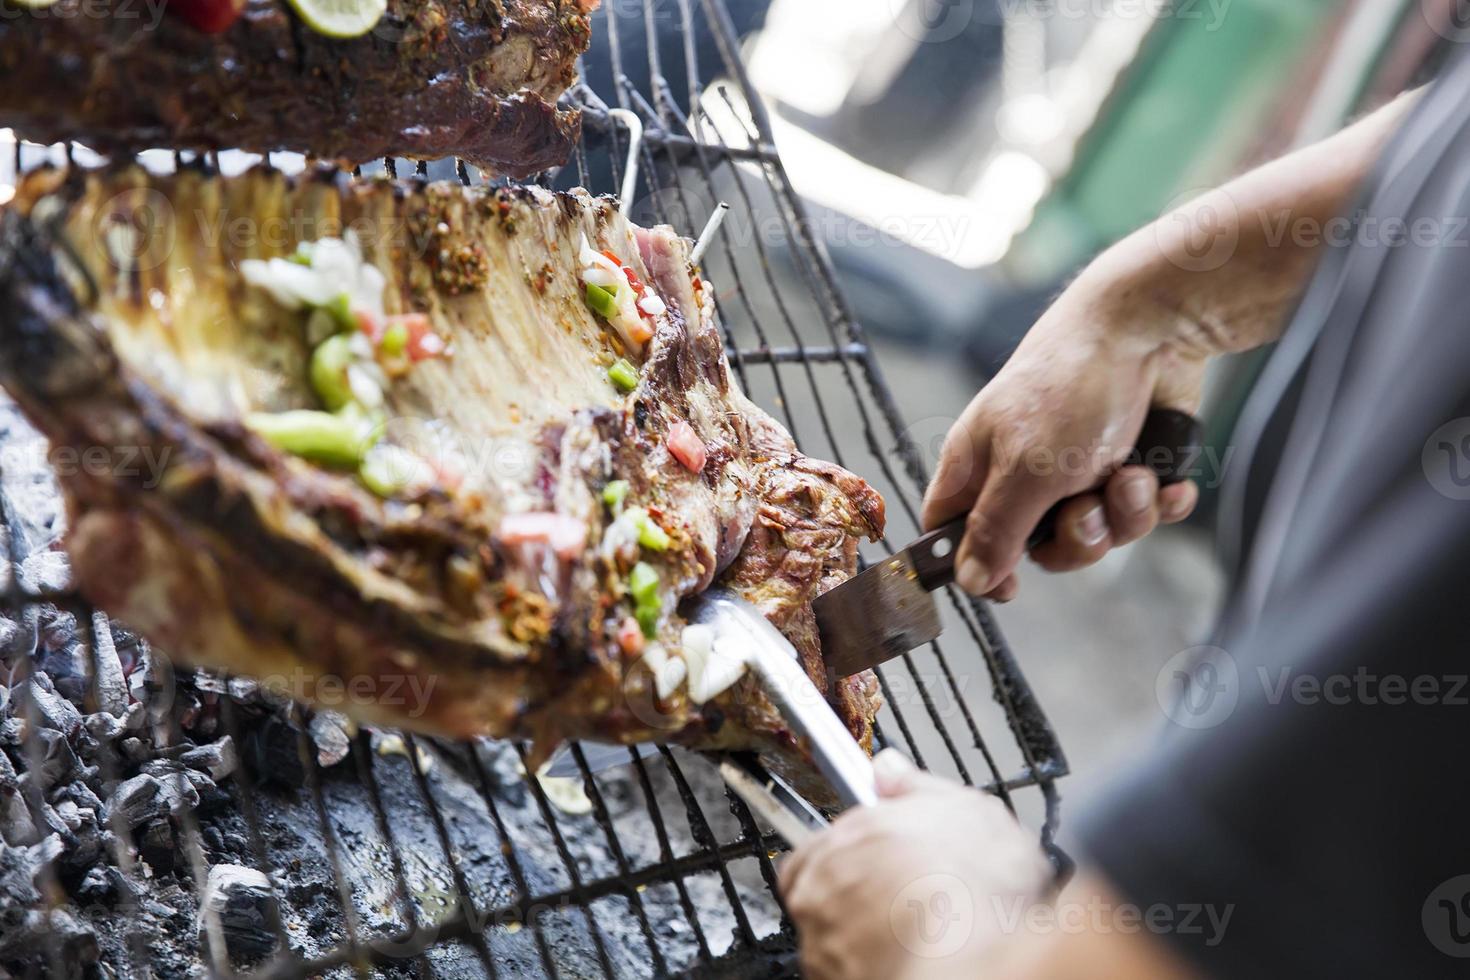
[0,0,596,177]
[0,164,885,790]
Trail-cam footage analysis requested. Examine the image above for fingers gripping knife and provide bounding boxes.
[814,408,1204,677]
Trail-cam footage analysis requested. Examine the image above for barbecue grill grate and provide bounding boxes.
[0,1,1068,976]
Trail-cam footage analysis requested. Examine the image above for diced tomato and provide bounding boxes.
[617,616,645,656]
[627,319,654,345]
[384,313,446,362]
[170,0,245,33]
[355,309,383,343]
[667,421,707,474]
[498,512,587,559]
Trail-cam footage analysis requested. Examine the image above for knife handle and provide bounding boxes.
[910,409,1203,590]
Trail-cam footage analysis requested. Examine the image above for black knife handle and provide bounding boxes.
[910,408,1203,590]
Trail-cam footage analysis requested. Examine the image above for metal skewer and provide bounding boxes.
[608,107,644,213]
[689,201,729,266]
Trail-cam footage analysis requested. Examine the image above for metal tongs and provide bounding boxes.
[544,589,876,843]
[686,589,877,842]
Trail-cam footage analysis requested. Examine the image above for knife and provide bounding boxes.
[814,408,1204,677]
[544,588,879,811]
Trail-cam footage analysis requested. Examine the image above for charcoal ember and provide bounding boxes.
[243,718,306,788]
[102,774,164,830]
[0,748,15,792]
[9,675,83,740]
[226,677,261,703]
[125,642,154,706]
[0,719,22,747]
[82,711,126,746]
[0,834,65,958]
[198,864,279,962]
[0,615,21,660]
[137,762,201,817]
[51,800,103,872]
[0,608,37,663]
[75,864,112,903]
[0,789,39,846]
[50,781,102,814]
[138,818,175,874]
[34,608,86,704]
[119,738,150,763]
[88,611,129,717]
[181,736,238,782]
[308,711,353,768]
[25,728,82,787]
[17,549,71,595]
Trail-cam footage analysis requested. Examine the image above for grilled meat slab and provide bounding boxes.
[0,0,595,177]
[0,164,885,787]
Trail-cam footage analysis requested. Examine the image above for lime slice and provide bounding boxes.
[285,0,387,39]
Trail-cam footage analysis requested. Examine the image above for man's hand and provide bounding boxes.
[779,750,1052,980]
[922,87,1421,599]
[920,269,1207,601]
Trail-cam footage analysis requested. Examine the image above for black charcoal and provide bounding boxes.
[88,612,129,717]
[102,774,163,830]
[181,737,237,781]
[308,711,352,768]
[198,864,279,961]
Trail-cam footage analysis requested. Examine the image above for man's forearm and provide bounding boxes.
[983,873,1204,980]
[1086,87,1424,361]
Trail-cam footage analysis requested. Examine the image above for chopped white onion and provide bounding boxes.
[346,365,384,409]
[681,624,748,704]
[241,231,387,324]
[640,644,688,700]
[638,294,667,316]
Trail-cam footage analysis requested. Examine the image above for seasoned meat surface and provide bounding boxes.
[0,165,884,790]
[0,0,595,177]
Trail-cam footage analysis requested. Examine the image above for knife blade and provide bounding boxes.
[815,408,1203,677]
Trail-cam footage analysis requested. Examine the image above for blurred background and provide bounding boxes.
[583,0,1457,807]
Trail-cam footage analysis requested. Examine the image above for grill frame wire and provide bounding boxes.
[0,1,1068,976]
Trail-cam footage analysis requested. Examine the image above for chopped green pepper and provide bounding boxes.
[636,602,661,638]
[323,292,356,333]
[380,320,409,356]
[585,282,619,319]
[245,410,368,468]
[607,357,639,392]
[628,562,659,604]
[605,358,640,393]
[630,509,670,552]
[602,479,630,512]
[359,446,414,498]
[309,334,355,411]
[629,561,662,637]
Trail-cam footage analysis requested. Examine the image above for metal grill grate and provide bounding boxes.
[0,1,1067,976]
